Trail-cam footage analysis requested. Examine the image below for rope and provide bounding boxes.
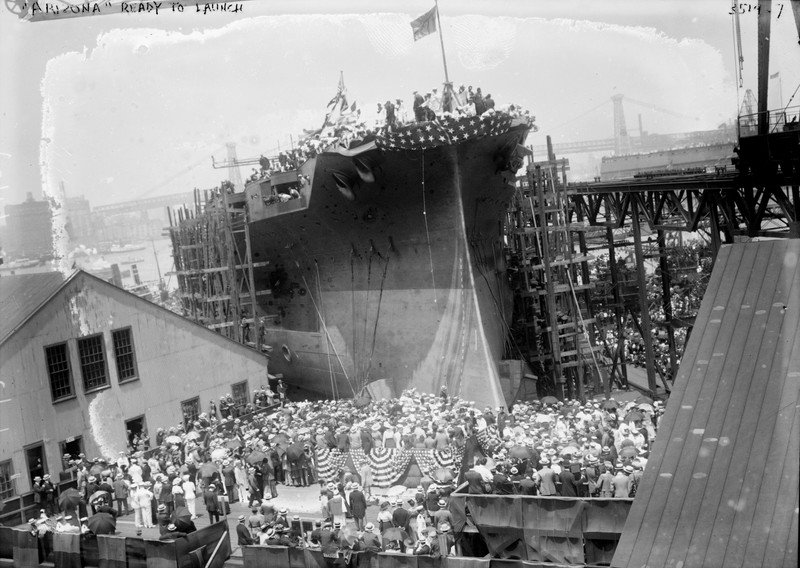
[567,275,605,383]
[315,260,337,400]
[360,249,374,386]
[350,252,357,393]
[421,148,437,303]
[301,273,357,398]
[364,257,390,384]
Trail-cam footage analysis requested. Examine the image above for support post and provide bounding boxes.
[536,166,563,398]
[243,212,260,351]
[631,197,658,395]
[606,226,626,393]
[657,230,678,383]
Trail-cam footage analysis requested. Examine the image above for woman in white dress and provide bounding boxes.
[182,474,197,519]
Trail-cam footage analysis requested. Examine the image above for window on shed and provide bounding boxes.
[112,327,138,382]
[45,342,73,401]
[77,334,109,391]
[0,460,15,500]
[231,380,249,409]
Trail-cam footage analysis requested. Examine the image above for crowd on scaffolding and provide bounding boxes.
[18,384,662,556]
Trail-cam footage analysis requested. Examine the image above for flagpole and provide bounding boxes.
[434,0,450,85]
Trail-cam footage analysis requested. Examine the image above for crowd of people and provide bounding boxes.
[242,83,533,191]
[25,384,661,559]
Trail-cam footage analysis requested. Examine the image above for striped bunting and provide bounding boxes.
[315,447,467,488]
[315,447,349,483]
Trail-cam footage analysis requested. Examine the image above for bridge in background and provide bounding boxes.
[93,191,196,216]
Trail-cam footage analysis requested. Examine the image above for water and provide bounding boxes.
[1,238,179,292]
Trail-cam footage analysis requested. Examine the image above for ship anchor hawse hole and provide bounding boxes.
[353,157,376,183]
[332,171,356,201]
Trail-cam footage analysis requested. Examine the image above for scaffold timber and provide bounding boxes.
[167,187,269,350]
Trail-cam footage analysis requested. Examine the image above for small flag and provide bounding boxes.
[769,71,780,79]
[411,6,437,41]
[327,74,346,109]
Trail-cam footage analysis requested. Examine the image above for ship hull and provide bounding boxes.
[246,125,529,407]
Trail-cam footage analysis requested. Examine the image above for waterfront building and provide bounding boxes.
[0,269,269,498]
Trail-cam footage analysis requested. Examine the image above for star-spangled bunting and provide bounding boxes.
[374,112,516,151]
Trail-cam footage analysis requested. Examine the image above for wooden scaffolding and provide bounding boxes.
[166,188,271,350]
[508,142,605,400]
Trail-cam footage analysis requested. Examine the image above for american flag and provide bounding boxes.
[374,113,516,151]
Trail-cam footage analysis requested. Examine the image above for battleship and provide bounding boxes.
[171,92,535,408]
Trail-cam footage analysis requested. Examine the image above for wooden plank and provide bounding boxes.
[707,243,794,567]
[747,358,800,567]
[168,267,230,276]
[521,283,595,296]
[523,254,594,270]
[724,251,800,567]
[647,242,762,567]
[762,364,800,568]
[639,243,751,567]
[614,244,742,568]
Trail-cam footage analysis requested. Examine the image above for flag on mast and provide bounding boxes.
[411,6,437,41]
[321,73,361,134]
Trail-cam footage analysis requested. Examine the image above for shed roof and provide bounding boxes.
[612,240,800,568]
[0,271,69,345]
[0,270,267,365]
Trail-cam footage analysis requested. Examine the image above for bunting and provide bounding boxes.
[314,447,466,488]
[315,447,349,483]
[374,112,516,151]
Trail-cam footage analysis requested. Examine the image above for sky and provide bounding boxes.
[0,0,798,210]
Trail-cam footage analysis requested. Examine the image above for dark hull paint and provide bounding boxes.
[246,125,529,407]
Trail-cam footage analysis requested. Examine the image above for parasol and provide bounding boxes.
[246,450,267,465]
[171,506,191,523]
[634,395,654,405]
[89,464,105,476]
[339,525,359,546]
[165,435,182,445]
[199,462,219,479]
[387,485,407,497]
[210,448,227,461]
[271,433,290,445]
[58,488,82,511]
[353,396,371,409]
[560,446,578,456]
[89,490,111,506]
[171,506,196,532]
[381,527,408,542]
[599,399,619,410]
[286,442,305,462]
[508,445,533,460]
[624,411,644,423]
[86,512,116,535]
[540,396,559,405]
[185,431,201,440]
[432,468,454,484]
[619,446,639,459]
[637,403,654,413]
[224,439,242,450]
